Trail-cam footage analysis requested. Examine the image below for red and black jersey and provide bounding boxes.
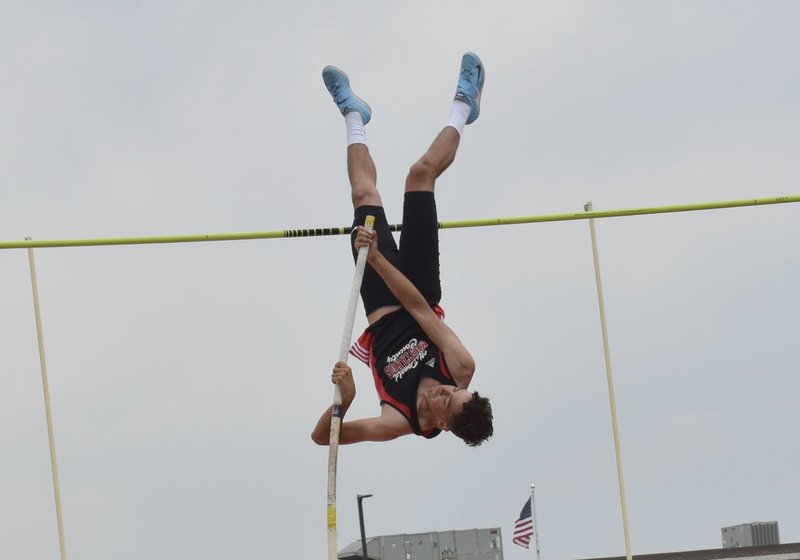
[350,306,456,438]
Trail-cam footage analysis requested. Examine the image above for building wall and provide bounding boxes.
[577,542,800,560]
[732,554,799,560]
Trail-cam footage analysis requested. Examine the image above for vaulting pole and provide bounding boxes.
[26,240,68,560]
[584,204,633,560]
[327,216,374,560]
[1,195,797,249]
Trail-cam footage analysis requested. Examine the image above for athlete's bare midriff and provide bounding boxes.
[366,305,402,325]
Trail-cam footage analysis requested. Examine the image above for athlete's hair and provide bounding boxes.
[449,392,493,447]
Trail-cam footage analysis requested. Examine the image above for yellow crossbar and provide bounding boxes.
[2,195,798,250]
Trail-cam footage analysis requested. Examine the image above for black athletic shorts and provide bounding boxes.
[351,191,441,315]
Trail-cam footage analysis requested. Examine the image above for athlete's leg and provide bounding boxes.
[399,53,486,303]
[405,127,461,193]
[405,52,484,194]
[349,144,399,315]
[323,64,400,315]
[321,65,381,207]
[348,142,381,208]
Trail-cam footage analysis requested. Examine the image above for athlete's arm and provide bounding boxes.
[354,227,476,388]
[311,362,413,445]
[338,407,412,444]
[311,361,357,445]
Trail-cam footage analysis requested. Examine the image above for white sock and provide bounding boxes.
[345,111,367,146]
[446,99,471,136]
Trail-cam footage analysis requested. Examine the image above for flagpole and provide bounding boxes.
[531,484,541,560]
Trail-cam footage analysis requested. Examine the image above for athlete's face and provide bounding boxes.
[428,385,472,430]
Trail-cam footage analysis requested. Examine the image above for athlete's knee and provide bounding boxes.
[405,158,436,191]
[351,184,381,207]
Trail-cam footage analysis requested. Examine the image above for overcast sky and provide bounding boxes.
[2,2,799,560]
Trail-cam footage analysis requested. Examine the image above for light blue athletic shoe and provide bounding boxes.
[454,52,485,125]
[322,65,372,125]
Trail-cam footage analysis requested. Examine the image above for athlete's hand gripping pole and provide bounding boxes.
[327,215,374,560]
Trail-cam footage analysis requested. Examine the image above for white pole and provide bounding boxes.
[531,484,541,560]
[584,203,633,560]
[26,240,68,560]
[327,216,375,560]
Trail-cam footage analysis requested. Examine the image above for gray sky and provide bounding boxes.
[2,2,799,559]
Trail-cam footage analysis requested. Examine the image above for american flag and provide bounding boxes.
[513,497,534,548]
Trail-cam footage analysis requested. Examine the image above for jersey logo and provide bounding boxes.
[425,357,436,368]
[384,339,430,381]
